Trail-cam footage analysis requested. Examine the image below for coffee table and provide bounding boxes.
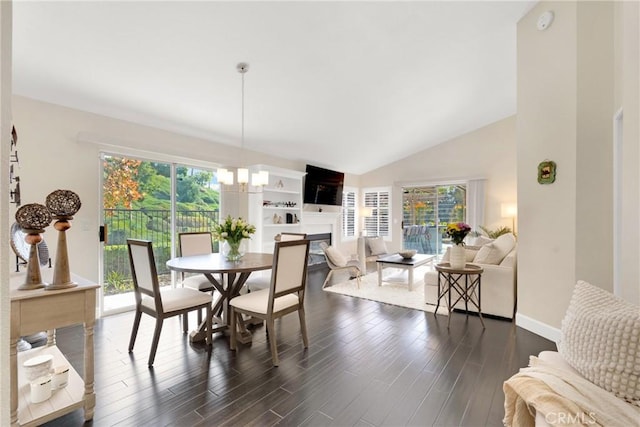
[376,253,436,291]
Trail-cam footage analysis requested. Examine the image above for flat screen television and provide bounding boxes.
[303,164,344,206]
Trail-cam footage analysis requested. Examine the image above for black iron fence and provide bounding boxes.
[103,208,219,295]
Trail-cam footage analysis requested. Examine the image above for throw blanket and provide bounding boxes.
[503,356,640,427]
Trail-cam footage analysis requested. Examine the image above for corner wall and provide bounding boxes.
[517,1,637,339]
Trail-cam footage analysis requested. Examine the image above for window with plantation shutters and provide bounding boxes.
[341,189,356,238]
[363,188,391,238]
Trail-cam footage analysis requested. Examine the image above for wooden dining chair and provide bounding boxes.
[245,232,307,292]
[229,239,310,366]
[127,239,212,366]
[178,232,217,327]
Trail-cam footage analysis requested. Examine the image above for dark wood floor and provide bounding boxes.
[42,267,556,427]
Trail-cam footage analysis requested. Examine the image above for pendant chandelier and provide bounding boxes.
[218,63,269,190]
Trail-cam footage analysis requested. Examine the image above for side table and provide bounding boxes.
[434,263,485,328]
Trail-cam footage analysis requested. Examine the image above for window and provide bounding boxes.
[363,188,391,238]
[342,188,356,238]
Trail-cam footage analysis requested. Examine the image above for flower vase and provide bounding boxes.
[449,245,466,269]
[222,239,246,261]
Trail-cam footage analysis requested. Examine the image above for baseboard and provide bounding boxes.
[515,312,561,343]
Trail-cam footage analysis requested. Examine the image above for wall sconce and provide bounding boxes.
[501,202,517,234]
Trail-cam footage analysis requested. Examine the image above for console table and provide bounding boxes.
[10,271,98,426]
[434,263,485,329]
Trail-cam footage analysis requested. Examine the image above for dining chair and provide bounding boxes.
[245,232,307,292]
[229,239,310,366]
[178,232,217,328]
[127,239,212,367]
[319,241,362,288]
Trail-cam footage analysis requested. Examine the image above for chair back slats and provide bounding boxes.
[127,239,162,310]
[179,232,213,257]
[270,240,310,303]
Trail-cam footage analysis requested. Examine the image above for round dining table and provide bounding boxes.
[166,252,273,343]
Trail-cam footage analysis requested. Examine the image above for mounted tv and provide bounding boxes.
[303,164,344,206]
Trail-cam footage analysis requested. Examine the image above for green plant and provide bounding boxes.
[479,225,513,239]
[105,270,133,294]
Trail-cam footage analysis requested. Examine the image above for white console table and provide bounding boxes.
[10,272,98,426]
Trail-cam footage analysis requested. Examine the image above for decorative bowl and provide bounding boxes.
[398,250,417,259]
[23,354,53,381]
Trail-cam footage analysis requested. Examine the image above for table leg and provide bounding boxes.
[377,263,382,286]
[408,267,414,291]
[447,273,452,329]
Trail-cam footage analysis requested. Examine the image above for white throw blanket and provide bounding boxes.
[504,356,640,427]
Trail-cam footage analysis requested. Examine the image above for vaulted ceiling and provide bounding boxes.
[12,1,535,175]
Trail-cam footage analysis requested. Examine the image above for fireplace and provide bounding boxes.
[307,233,331,270]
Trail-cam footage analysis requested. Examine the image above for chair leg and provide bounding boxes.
[128,310,142,352]
[229,306,237,351]
[266,318,279,366]
[298,307,309,348]
[322,270,334,288]
[182,313,188,334]
[197,308,203,325]
[148,318,164,367]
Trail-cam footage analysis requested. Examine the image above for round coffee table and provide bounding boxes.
[434,262,485,328]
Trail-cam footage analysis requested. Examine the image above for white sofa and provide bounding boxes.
[423,234,517,319]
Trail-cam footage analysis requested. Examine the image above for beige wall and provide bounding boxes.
[360,115,517,254]
[617,1,640,304]
[517,1,638,339]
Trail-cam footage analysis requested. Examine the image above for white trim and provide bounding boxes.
[515,312,561,344]
[613,108,623,297]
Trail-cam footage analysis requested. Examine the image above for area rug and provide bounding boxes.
[323,267,448,315]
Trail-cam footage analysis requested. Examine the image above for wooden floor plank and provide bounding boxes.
[40,268,556,426]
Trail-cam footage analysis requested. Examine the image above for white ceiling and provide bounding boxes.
[12,1,535,175]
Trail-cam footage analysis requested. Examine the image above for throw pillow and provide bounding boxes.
[473,233,516,265]
[471,236,494,246]
[324,246,348,267]
[558,280,640,406]
[472,243,503,265]
[367,237,388,256]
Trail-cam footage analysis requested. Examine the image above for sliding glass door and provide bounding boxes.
[402,184,466,256]
[100,154,220,315]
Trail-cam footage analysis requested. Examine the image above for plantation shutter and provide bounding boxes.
[342,190,356,238]
[363,188,391,237]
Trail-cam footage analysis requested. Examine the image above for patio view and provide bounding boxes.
[102,156,220,312]
[401,184,466,256]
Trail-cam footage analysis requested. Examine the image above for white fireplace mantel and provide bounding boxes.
[302,212,340,244]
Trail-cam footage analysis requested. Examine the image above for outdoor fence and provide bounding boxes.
[103,208,219,294]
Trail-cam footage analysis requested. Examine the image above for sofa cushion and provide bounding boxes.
[558,280,640,406]
[473,233,516,265]
[323,245,348,267]
[367,237,388,256]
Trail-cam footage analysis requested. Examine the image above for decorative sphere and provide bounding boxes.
[15,203,52,231]
[46,189,81,217]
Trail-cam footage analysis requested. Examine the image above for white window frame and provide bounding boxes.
[341,187,357,240]
[362,187,392,240]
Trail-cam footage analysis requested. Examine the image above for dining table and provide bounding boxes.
[166,252,273,344]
